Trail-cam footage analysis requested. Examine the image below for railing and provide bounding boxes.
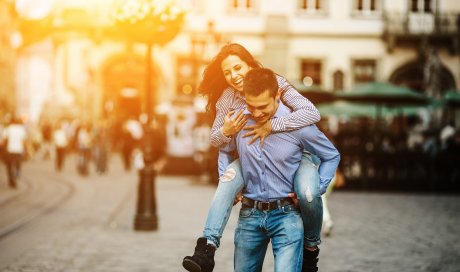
[384,11,459,36]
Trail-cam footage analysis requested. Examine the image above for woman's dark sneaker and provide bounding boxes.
[302,247,320,272]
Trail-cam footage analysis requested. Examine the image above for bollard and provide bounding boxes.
[134,163,158,230]
[133,125,164,231]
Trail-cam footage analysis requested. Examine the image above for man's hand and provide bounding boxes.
[242,120,272,145]
[287,192,299,208]
[233,192,243,206]
[222,110,248,137]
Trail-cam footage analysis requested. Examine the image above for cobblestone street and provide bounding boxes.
[0,157,459,272]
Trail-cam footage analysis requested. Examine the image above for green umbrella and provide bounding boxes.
[334,81,433,123]
[318,101,379,118]
[443,90,460,107]
[336,81,429,106]
[318,101,425,119]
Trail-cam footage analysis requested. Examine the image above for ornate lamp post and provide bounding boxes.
[112,0,185,231]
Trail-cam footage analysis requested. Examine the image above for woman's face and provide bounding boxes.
[221,54,251,93]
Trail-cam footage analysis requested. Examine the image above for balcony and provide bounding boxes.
[383,11,459,54]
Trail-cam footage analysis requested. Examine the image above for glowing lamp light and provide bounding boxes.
[303,76,314,87]
[111,0,186,45]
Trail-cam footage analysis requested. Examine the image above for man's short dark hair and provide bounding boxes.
[243,68,278,97]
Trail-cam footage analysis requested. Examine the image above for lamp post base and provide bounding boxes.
[134,165,158,231]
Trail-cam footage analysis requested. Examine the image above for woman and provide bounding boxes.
[183,43,323,272]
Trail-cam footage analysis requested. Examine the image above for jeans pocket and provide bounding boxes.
[239,208,254,218]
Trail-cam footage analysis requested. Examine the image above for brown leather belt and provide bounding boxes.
[241,197,294,211]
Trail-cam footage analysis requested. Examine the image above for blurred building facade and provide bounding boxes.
[6,0,460,123]
[0,0,17,119]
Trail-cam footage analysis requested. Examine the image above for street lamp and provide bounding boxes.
[112,0,185,231]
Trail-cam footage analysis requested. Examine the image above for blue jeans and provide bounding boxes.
[234,205,304,272]
[202,153,322,248]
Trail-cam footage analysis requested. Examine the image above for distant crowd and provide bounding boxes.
[0,115,151,188]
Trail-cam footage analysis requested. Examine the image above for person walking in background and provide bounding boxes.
[76,124,92,176]
[0,122,5,168]
[321,169,345,237]
[192,114,212,181]
[53,122,68,172]
[183,43,324,272]
[2,116,27,188]
[121,117,143,171]
[40,121,53,160]
[93,120,110,174]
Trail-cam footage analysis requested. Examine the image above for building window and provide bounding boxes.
[333,70,344,91]
[300,60,322,88]
[353,0,380,16]
[353,59,376,84]
[229,0,255,12]
[410,0,433,13]
[299,0,323,11]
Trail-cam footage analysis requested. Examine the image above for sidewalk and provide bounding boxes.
[0,156,459,272]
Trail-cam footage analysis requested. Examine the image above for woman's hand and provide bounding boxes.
[287,192,299,208]
[233,192,243,206]
[222,110,248,137]
[242,120,272,146]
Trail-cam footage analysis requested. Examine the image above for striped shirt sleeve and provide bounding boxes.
[271,75,321,132]
[209,88,236,147]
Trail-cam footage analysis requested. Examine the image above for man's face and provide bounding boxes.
[221,54,251,93]
[245,89,280,124]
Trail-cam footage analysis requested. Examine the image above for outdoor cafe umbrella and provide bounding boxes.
[317,101,425,119]
[335,82,429,105]
[443,90,460,107]
[442,90,460,124]
[335,81,431,120]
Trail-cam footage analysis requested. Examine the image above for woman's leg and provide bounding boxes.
[322,173,336,236]
[183,159,244,272]
[203,159,244,248]
[293,152,323,248]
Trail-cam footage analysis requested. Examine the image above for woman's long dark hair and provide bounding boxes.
[198,43,262,118]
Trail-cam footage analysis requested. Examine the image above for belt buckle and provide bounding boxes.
[257,201,271,211]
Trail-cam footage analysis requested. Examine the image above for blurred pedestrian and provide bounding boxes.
[121,117,143,171]
[76,124,92,176]
[93,121,110,174]
[40,121,53,160]
[2,116,27,188]
[321,169,345,237]
[0,122,5,165]
[439,121,455,150]
[192,114,211,180]
[53,122,68,172]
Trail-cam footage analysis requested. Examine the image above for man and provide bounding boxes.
[224,68,340,271]
[3,116,27,188]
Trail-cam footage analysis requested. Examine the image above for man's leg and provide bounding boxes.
[234,208,269,272]
[268,205,304,272]
[183,160,244,272]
